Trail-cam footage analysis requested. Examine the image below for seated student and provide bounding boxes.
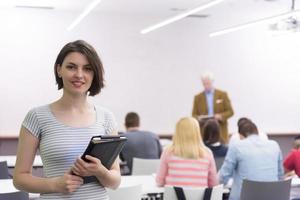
[156,117,218,187]
[120,112,162,175]
[284,136,300,200]
[228,117,268,146]
[284,136,300,177]
[219,120,284,200]
[203,119,228,157]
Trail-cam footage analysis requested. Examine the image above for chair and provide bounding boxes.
[131,158,160,175]
[164,184,223,200]
[240,179,291,200]
[214,157,225,171]
[107,184,142,200]
[0,161,10,179]
[0,191,29,200]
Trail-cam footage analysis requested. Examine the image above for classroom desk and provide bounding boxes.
[0,155,42,167]
[119,175,300,198]
[0,179,40,199]
[120,175,164,195]
[119,175,231,196]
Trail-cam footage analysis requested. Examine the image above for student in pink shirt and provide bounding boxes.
[156,117,218,187]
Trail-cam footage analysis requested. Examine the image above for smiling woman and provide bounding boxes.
[56,52,94,96]
[13,40,121,200]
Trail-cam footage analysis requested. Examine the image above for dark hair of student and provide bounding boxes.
[237,117,251,127]
[238,120,258,138]
[54,40,104,96]
[125,112,140,128]
[294,135,300,140]
[202,119,221,144]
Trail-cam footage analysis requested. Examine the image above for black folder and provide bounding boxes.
[81,135,127,184]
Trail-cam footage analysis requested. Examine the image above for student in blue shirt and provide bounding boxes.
[219,119,284,200]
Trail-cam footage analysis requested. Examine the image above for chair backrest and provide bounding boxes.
[164,184,223,200]
[131,158,160,175]
[240,179,291,200]
[0,161,10,179]
[0,191,29,200]
[214,157,225,171]
[107,184,142,200]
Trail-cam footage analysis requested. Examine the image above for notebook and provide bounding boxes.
[80,135,127,183]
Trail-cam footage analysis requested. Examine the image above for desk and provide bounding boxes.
[291,177,300,186]
[120,175,231,195]
[120,175,164,194]
[0,179,40,199]
[0,155,42,167]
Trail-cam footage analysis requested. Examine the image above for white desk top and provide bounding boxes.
[0,155,42,167]
[119,175,300,195]
[0,179,40,198]
[120,175,164,194]
[291,177,300,186]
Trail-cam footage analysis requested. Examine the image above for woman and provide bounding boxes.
[13,40,121,199]
[203,119,228,157]
[156,117,218,187]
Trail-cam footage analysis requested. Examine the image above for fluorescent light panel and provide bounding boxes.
[209,9,300,37]
[13,0,55,9]
[67,0,101,31]
[140,0,225,34]
[15,5,54,9]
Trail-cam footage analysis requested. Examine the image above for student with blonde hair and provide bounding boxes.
[156,117,218,187]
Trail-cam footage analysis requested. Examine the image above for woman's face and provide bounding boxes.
[57,52,94,96]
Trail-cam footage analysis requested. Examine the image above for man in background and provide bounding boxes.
[120,112,162,175]
[192,72,234,143]
[219,120,283,200]
[229,117,268,146]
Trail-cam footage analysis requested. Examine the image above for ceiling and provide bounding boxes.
[0,0,298,33]
[0,0,293,14]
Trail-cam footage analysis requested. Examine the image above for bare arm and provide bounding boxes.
[13,127,83,194]
[95,159,121,189]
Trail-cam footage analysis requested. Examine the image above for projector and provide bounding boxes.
[269,16,300,31]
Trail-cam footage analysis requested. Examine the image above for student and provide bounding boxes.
[120,112,162,174]
[284,136,300,177]
[219,120,283,200]
[202,119,228,157]
[228,117,268,146]
[13,40,121,199]
[156,117,218,187]
[284,137,300,200]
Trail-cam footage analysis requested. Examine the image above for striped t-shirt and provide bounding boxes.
[22,105,117,200]
[156,148,218,187]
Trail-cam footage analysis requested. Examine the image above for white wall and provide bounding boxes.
[1,9,300,136]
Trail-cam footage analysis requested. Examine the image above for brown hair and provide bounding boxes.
[202,119,221,144]
[54,40,104,96]
[238,119,258,138]
[125,112,140,128]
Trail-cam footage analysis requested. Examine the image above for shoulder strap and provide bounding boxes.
[174,187,186,200]
[203,187,212,200]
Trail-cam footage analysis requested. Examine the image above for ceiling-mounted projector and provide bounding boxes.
[269,16,300,31]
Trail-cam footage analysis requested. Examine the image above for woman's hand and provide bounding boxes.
[72,155,107,177]
[52,170,83,194]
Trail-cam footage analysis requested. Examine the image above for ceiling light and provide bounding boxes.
[140,0,225,34]
[67,0,101,31]
[15,5,54,9]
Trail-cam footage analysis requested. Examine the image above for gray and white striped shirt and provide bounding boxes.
[22,105,117,200]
